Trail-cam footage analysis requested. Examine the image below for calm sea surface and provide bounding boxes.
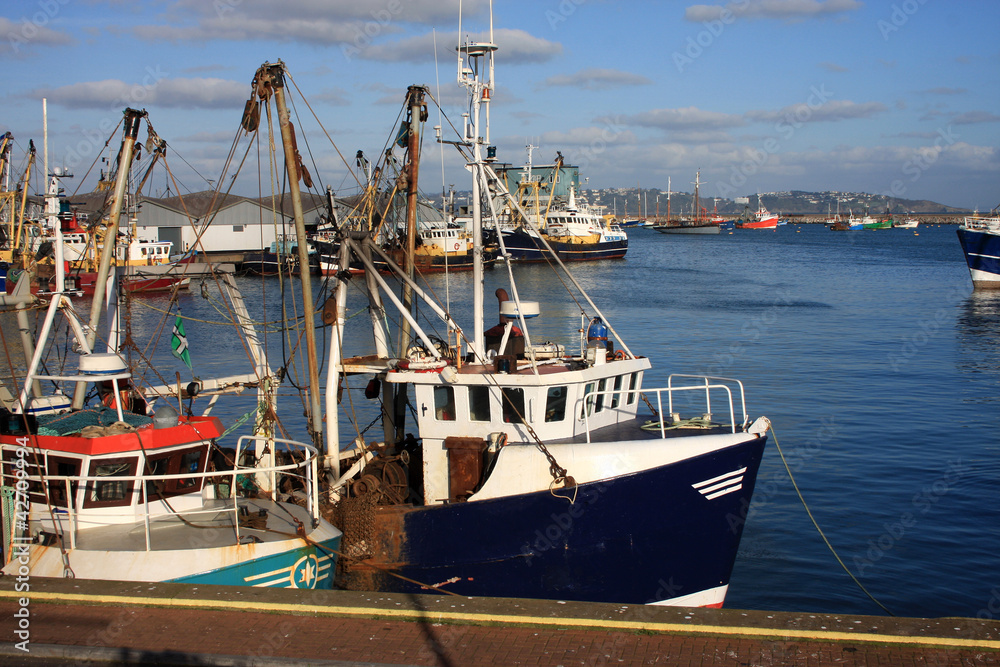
[19,221,996,619]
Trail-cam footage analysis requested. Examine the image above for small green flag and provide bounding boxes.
[171,315,191,369]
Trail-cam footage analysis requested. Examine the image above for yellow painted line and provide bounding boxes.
[2,589,998,651]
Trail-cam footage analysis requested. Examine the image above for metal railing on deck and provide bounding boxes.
[1,436,319,553]
[580,374,749,442]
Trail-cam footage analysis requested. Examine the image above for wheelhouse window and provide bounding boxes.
[46,457,81,508]
[469,386,491,422]
[581,382,596,419]
[3,454,81,508]
[595,378,607,413]
[627,372,640,404]
[501,388,525,424]
[143,446,207,500]
[545,386,567,422]
[85,458,137,508]
[611,375,623,409]
[434,386,456,421]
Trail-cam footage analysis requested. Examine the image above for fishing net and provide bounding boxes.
[36,407,152,436]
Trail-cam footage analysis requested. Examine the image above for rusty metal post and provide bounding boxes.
[263,62,325,453]
[394,85,426,442]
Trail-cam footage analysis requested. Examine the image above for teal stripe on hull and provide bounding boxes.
[169,536,340,589]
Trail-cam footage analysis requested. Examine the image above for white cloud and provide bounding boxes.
[0,17,74,54]
[685,0,863,22]
[129,0,489,45]
[541,68,652,91]
[30,78,249,110]
[619,107,745,131]
[313,87,352,106]
[173,0,485,24]
[952,111,1000,125]
[745,100,887,123]
[360,29,561,64]
[537,126,639,147]
[132,17,370,44]
[818,62,848,73]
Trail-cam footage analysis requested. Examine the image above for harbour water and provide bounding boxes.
[18,222,996,620]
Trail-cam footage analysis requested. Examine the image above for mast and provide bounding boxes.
[666,176,671,222]
[399,85,427,356]
[254,62,325,455]
[457,14,497,360]
[394,84,427,442]
[21,100,93,414]
[73,108,144,410]
[693,169,701,220]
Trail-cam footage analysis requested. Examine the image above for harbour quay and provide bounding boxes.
[2,578,998,666]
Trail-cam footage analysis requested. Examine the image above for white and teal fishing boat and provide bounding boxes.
[0,107,340,589]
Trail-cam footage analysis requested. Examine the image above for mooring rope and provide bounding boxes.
[771,425,895,616]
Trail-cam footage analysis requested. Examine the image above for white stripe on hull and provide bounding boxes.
[970,267,1000,287]
[651,584,729,608]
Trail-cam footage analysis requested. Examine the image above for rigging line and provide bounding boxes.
[260,97,304,395]
[168,145,218,190]
[283,72,365,190]
[771,426,895,617]
[284,81,325,194]
[161,158,258,337]
[0,305,77,576]
[67,116,125,199]
[424,90,474,165]
[170,137,253,253]
[133,298,303,330]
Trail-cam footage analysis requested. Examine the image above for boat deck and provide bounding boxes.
[68,497,311,552]
[546,415,736,445]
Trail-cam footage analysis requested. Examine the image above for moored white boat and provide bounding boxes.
[0,106,341,589]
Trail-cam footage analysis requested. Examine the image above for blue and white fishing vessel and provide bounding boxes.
[322,16,770,608]
[501,185,628,262]
[957,207,1000,289]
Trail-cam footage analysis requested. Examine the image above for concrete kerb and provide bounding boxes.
[3,577,1000,653]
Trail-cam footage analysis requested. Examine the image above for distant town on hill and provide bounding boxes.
[439,188,972,218]
[578,189,971,217]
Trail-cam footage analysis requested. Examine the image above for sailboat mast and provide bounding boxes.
[667,176,671,222]
[693,169,701,220]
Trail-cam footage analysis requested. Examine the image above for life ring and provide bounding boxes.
[453,242,460,250]
[614,349,627,360]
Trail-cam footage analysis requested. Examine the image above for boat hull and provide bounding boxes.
[337,434,766,606]
[735,220,777,229]
[6,532,341,589]
[242,251,320,276]
[957,226,1000,289]
[502,229,628,262]
[653,224,721,235]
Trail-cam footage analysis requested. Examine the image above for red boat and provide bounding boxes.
[735,197,779,229]
[6,257,196,296]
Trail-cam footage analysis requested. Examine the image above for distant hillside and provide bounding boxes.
[435,188,970,217]
[579,189,969,217]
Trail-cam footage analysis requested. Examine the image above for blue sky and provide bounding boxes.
[2,0,998,209]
